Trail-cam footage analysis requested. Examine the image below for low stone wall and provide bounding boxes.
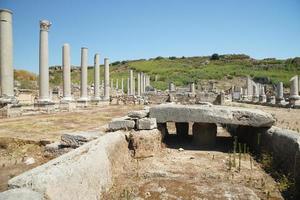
[2,131,131,200]
[233,125,300,197]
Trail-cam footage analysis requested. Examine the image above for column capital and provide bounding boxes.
[40,20,51,31]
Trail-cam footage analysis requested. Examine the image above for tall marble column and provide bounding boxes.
[0,9,15,102]
[79,47,88,101]
[94,53,100,100]
[133,76,136,95]
[246,77,253,100]
[290,75,299,99]
[62,43,72,101]
[38,20,52,102]
[116,79,119,90]
[137,73,141,96]
[103,58,110,100]
[111,79,114,90]
[143,74,146,92]
[129,70,134,95]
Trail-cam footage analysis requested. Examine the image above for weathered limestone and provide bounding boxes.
[0,188,43,200]
[246,77,253,100]
[0,9,15,103]
[103,58,110,100]
[127,77,130,95]
[252,84,259,102]
[193,123,217,147]
[128,110,149,119]
[290,75,299,98]
[116,79,119,90]
[79,47,88,101]
[38,20,52,103]
[137,73,141,96]
[150,104,275,127]
[176,122,189,137]
[129,70,134,95]
[62,43,73,101]
[129,129,161,158]
[121,78,124,93]
[276,82,284,104]
[93,53,100,100]
[190,82,195,94]
[259,86,266,103]
[169,82,175,92]
[108,117,135,131]
[140,73,144,94]
[7,132,130,200]
[136,118,157,130]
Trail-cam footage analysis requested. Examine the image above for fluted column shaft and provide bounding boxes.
[103,58,110,100]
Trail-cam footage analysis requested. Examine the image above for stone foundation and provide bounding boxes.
[0,104,22,117]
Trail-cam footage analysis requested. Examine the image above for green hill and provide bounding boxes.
[47,54,300,91]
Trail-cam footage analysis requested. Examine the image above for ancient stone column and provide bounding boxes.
[140,73,144,94]
[169,82,175,92]
[79,47,88,101]
[0,9,15,102]
[246,77,253,100]
[190,83,195,94]
[129,70,133,95]
[121,78,124,93]
[116,79,119,90]
[62,43,72,101]
[137,73,141,96]
[94,53,100,100]
[143,74,147,92]
[127,77,130,95]
[259,85,266,103]
[38,20,52,102]
[276,82,284,103]
[103,58,110,100]
[133,76,136,95]
[252,84,259,102]
[290,75,299,99]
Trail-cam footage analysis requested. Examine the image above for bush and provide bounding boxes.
[112,61,121,66]
[155,56,164,60]
[211,53,219,60]
[169,56,177,60]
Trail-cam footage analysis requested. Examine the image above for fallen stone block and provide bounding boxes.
[136,118,157,130]
[128,129,162,158]
[61,134,88,148]
[128,109,149,119]
[108,118,135,131]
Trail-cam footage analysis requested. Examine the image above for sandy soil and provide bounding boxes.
[103,146,283,200]
[0,105,142,192]
[227,102,300,132]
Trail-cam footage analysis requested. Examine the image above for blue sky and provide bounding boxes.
[1,0,300,73]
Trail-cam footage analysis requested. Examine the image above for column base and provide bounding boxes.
[0,96,18,105]
[259,95,267,103]
[34,101,56,113]
[59,101,76,112]
[0,103,22,118]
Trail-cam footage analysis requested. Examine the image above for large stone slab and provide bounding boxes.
[136,118,157,130]
[108,117,135,131]
[7,131,130,200]
[128,109,149,119]
[150,103,275,127]
[0,188,43,200]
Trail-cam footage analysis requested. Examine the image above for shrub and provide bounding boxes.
[210,53,219,60]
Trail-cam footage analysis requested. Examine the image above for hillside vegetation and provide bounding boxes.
[46,54,300,90]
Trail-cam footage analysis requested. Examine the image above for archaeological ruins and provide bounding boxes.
[0,7,300,200]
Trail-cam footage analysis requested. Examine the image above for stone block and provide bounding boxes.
[108,118,135,131]
[136,118,157,130]
[128,109,149,119]
[129,129,162,158]
[150,103,275,127]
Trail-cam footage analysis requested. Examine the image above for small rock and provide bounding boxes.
[178,148,184,152]
[145,192,151,198]
[128,110,149,119]
[24,157,35,165]
[190,156,195,159]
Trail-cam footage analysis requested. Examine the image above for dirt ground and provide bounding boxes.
[0,105,142,192]
[227,102,300,132]
[104,146,283,200]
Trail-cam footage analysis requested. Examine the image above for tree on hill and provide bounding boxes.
[210,53,219,60]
